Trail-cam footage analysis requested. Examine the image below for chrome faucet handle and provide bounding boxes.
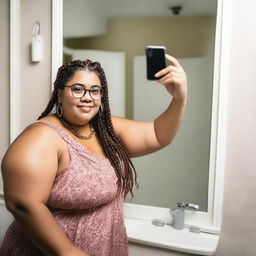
[177,202,188,208]
[187,203,199,211]
[177,202,199,210]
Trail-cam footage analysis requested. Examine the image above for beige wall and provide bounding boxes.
[20,0,52,130]
[1,0,256,255]
[215,0,256,255]
[64,16,216,118]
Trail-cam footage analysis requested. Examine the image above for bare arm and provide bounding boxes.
[1,124,87,256]
[112,55,188,157]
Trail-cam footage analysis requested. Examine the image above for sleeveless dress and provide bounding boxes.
[0,120,128,256]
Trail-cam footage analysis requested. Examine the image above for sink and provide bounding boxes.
[125,218,219,255]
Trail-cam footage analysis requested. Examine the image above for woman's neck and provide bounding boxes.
[57,115,95,140]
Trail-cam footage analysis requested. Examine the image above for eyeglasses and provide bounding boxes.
[64,84,102,100]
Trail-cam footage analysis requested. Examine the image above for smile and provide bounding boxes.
[77,105,94,112]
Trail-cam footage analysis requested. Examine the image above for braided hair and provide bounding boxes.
[38,60,138,197]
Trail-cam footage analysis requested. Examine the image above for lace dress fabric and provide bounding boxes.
[0,120,128,256]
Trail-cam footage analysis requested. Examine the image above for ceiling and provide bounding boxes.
[86,0,217,18]
[63,0,218,38]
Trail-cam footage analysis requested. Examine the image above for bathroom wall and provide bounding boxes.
[214,0,256,255]
[1,0,256,255]
[19,0,52,130]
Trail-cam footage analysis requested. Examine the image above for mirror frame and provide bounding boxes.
[10,0,21,143]
[51,0,231,234]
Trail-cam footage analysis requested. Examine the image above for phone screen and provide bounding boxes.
[146,46,166,80]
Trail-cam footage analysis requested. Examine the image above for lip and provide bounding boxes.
[77,105,94,112]
[77,105,94,108]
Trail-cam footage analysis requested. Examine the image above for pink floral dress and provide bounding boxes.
[0,120,128,256]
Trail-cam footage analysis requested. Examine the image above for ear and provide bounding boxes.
[57,89,62,103]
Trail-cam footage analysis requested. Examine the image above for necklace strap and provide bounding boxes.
[59,117,95,140]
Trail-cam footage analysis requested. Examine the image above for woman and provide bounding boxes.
[0,54,187,256]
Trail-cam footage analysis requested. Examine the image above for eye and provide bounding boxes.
[90,88,100,95]
[72,86,83,93]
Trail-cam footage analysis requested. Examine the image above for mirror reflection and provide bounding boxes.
[63,0,217,211]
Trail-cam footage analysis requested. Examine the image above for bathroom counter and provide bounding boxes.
[125,218,219,255]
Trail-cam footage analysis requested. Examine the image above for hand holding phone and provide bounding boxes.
[155,54,188,102]
[146,46,166,80]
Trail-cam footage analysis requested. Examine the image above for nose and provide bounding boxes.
[80,90,92,101]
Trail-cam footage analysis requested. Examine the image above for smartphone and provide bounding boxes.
[146,45,166,80]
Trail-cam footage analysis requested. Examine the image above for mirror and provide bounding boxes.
[62,0,218,212]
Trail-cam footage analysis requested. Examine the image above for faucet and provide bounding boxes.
[170,202,199,230]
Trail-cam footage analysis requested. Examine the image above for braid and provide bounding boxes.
[92,66,138,197]
[38,89,58,119]
[88,61,138,197]
[38,59,138,197]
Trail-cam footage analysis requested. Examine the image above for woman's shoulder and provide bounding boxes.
[7,115,62,154]
[23,114,63,136]
[1,116,63,181]
[23,115,59,137]
[38,114,62,126]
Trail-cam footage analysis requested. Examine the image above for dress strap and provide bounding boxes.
[35,119,108,163]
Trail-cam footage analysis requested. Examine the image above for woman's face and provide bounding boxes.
[58,70,102,125]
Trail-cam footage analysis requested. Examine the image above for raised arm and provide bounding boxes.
[112,55,187,158]
[1,124,87,256]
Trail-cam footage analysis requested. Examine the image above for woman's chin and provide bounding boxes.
[76,112,98,124]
